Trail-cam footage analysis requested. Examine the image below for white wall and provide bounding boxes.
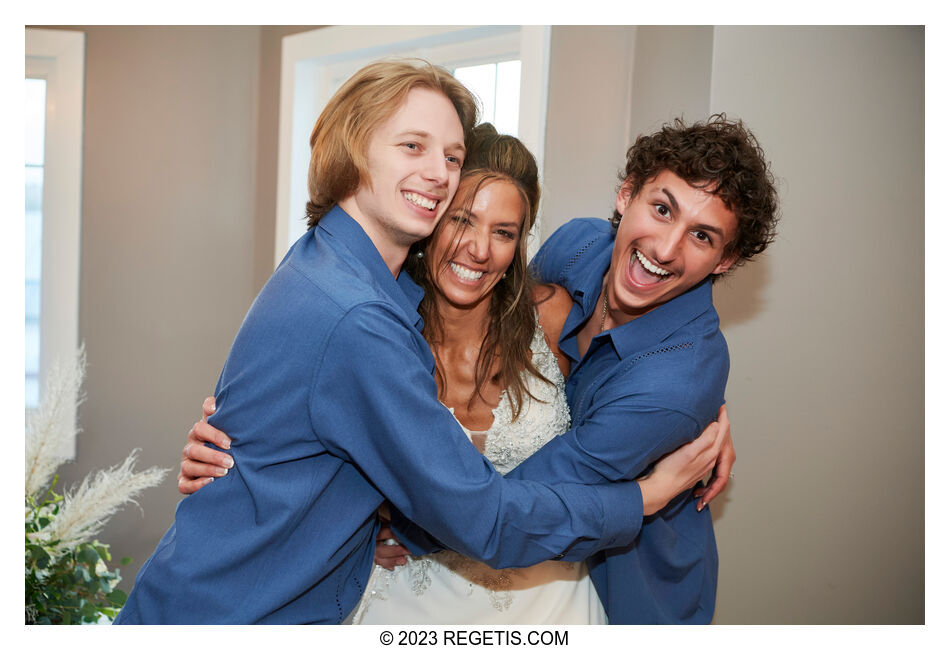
[541,27,636,239]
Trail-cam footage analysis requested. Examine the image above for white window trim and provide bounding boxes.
[273,25,551,265]
[25,28,85,457]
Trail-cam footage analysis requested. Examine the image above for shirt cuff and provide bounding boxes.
[596,480,644,549]
[389,507,444,556]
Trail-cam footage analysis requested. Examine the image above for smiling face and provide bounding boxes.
[339,87,466,270]
[426,177,526,312]
[607,169,739,323]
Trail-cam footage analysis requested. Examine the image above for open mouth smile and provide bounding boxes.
[449,262,485,282]
[402,191,438,211]
[630,249,673,285]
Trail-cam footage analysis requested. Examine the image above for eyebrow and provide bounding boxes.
[693,222,725,240]
[450,209,521,230]
[397,130,466,155]
[661,188,680,213]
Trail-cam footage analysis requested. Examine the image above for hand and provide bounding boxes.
[692,404,735,510]
[177,396,234,495]
[374,523,410,571]
[637,415,725,516]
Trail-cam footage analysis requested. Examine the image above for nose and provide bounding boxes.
[654,228,684,264]
[423,150,449,186]
[463,227,490,263]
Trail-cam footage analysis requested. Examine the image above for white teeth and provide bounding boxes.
[450,262,484,282]
[403,192,437,210]
[635,250,671,276]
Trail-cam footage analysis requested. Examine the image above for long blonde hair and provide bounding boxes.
[305,59,479,229]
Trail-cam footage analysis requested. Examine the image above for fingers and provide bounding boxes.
[374,521,409,569]
[694,411,737,510]
[181,458,230,480]
[202,396,216,419]
[183,438,234,468]
[189,419,231,450]
[178,474,214,495]
[695,473,729,509]
[375,556,406,571]
[374,542,409,570]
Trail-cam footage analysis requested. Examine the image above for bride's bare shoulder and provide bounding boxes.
[532,283,573,376]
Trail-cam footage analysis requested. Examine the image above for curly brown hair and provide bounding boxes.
[405,124,549,420]
[611,114,779,269]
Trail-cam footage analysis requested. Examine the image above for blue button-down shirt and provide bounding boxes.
[509,217,726,623]
[114,207,645,624]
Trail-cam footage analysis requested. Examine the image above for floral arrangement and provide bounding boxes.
[25,348,168,624]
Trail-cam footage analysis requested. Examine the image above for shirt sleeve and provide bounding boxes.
[530,221,575,284]
[311,302,642,568]
[506,397,700,487]
[530,218,607,287]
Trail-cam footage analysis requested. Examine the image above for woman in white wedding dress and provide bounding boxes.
[352,123,604,623]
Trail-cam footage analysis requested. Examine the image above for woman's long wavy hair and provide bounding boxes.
[404,124,549,420]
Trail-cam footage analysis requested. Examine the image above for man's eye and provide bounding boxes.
[404,142,420,151]
[656,204,670,217]
[693,231,710,243]
[446,155,462,165]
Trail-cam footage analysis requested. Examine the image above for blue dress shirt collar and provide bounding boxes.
[317,205,426,333]
[558,222,718,362]
[605,280,716,359]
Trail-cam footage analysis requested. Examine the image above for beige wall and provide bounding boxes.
[544,25,923,623]
[706,25,924,624]
[45,25,922,623]
[48,24,317,589]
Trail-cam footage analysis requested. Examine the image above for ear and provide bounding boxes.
[712,251,739,276]
[615,180,635,217]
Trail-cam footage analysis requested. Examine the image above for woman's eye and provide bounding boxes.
[496,230,516,240]
[404,142,420,151]
[655,204,670,218]
[446,155,462,166]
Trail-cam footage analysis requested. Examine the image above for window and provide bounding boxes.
[274,26,551,262]
[25,78,47,408]
[25,28,85,454]
[452,60,522,137]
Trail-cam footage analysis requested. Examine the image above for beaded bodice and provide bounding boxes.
[454,320,570,475]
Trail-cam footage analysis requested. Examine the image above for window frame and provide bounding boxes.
[25,28,85,456]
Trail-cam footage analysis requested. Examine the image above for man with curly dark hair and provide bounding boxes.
[512,114,779,623]
[610,114,778,269]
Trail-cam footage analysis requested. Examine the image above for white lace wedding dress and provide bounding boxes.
[351,322,607,624]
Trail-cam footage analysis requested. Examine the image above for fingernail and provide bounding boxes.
[221,439,231,450]
[216,467,229,477]
[209,399,216,412]
[204,477,214,485]
[224,456,234,468]
[699,501,707,511]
